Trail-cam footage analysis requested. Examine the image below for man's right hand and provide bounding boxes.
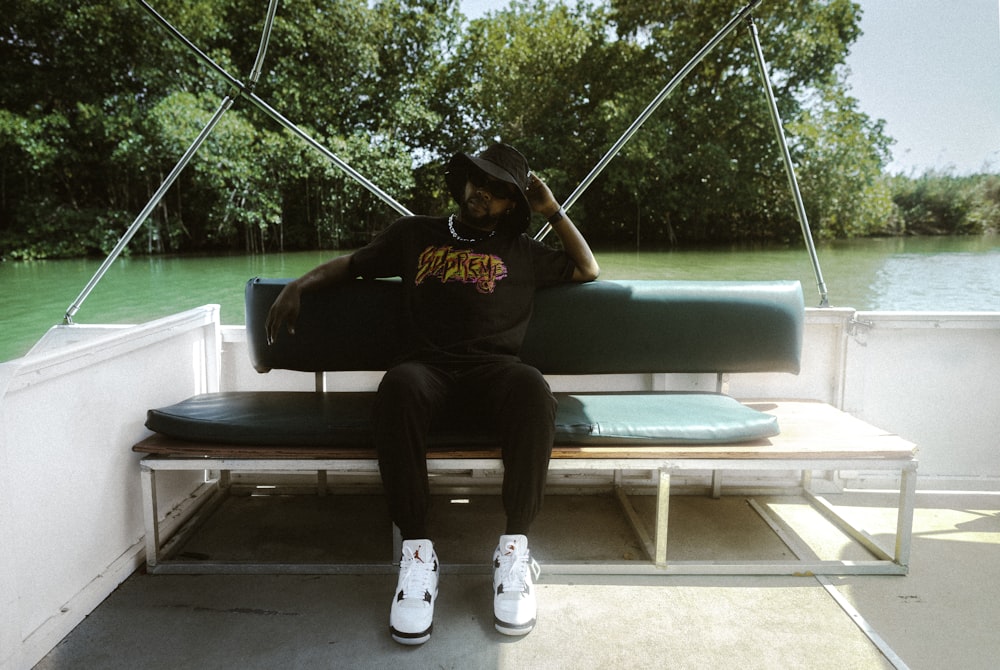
[263,253,356,345]
[265,282,302,345]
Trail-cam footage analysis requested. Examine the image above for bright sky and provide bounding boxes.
[460,0,1000,175]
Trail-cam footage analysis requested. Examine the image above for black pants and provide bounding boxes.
[373,359,557,540]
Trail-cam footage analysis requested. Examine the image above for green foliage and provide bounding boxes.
[437,0,614,228]
[1,0,992,259]
[587,0,890,245]
[889,171,999,236]
[965,175,1000,234]
[789,83,897,239]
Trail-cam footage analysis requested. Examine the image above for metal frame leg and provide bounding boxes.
[894,466,918,570]
[802,463,918,572]
[616,468,672,567]
[653,469,671,567]
[140,464,160,568]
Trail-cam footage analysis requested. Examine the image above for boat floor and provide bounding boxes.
[35,488,1000,669]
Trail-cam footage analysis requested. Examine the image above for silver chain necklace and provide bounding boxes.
[448,214,495,243]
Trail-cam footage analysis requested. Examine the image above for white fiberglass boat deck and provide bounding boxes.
[31,487,1000,670]
[3,304,999,669]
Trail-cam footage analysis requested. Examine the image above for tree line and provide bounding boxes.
[2,0,996,260]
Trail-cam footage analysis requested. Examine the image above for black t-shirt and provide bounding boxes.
[350,215,576,364]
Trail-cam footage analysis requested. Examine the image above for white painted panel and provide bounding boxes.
[844,312,1000,478]
[0,306,220,669]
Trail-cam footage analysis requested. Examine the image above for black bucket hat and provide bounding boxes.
[445,143,531,233]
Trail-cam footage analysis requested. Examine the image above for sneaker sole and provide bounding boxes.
[391,625,432,645]
[494,617,535,636]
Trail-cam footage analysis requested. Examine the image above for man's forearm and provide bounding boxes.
[546,210,600,282]
[291,254,356,292]
[526,173,599,282]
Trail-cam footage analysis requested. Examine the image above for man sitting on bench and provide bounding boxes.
[265,143,600,645]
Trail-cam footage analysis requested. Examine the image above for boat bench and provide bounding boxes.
[133,278,917,575]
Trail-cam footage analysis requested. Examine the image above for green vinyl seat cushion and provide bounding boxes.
[145,390,778,448]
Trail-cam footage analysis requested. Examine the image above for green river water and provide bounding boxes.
[2,235,998,363]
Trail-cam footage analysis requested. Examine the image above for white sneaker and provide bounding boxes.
[390,539,439,645]
[492,534,541,636]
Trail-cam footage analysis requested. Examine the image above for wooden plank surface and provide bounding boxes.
[133,400,915,462]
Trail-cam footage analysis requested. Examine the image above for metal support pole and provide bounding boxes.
[66,0,412,322]
[248,0,280,90]
[64,96,236,323]
[242,92,412,217]
[535,0,764,242]
[65,0,266,323]
[137,0,411,218]
[746,16,830,306]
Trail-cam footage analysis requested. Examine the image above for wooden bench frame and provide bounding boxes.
[136,399,917,576]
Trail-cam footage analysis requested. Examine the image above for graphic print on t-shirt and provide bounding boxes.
[415,245,509,294]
